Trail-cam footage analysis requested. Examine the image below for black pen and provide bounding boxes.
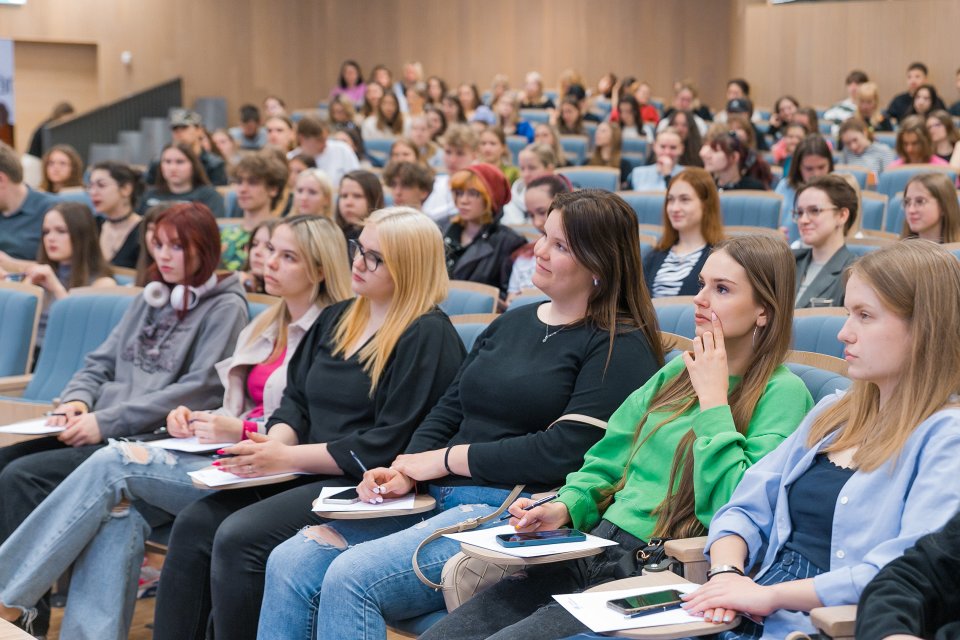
[499,494,559,522]
[349,450,368,475]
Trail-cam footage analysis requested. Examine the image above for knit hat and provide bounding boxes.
[465,163,512,213]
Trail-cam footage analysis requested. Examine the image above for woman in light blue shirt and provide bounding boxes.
[677,240,960,639]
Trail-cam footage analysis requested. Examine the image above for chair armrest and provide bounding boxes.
[663,536,708,563]
[0,374,32,397]
[811,605,857,639]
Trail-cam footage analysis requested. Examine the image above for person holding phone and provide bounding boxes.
[0,216,352,639]
[417,235,814,640]
[150,207,465,640]
[256,190,663,640]
[673,240,960,639]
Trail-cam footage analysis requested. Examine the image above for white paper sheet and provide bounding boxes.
[553,583,702,632]
[147,436,234,453]
[443,524,619,558]
[0,418,64,435]
[187,467,299,488]
[312,486,417,512]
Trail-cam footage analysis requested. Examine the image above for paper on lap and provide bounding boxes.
[553,583,701,632]
[443,524,619,558]
[311,486,417,512]
[0,418,64,435]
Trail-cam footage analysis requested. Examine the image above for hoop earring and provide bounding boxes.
[752,325,759,350]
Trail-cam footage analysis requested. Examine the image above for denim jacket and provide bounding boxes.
[706,393,960,639]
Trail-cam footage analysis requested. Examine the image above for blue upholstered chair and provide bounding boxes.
[451,313,498,352]
[833,165,874,191]
[559,135,589,165]
[622,137,649,158]
[653,297,697,338]
[364,139,393,168]
[0,282,43,377]
[718,191,783,229]
[439,281,499,316]
[618,190,665,226]
[885,192,904,234]
[506,136,528,165]
[859,192,887,232]
[557,167,619,192]
[792,310,847,359]
[877,165,957,199]
[55,189,96,210]
[519,109,549,124]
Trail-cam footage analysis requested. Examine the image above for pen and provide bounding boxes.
[153,426,168,435]
[498,494,558,521]
[349,450,368,475]
[44,412,67,418]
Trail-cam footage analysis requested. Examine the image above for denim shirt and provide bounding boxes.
[705,393,960,639]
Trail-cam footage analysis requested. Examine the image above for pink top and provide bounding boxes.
[887,156,949,169]
[245,348,286,421]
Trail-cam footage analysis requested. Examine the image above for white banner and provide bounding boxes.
[0,39,13,146]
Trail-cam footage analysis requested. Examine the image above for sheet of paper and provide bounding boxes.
[187,467,298,488]
[443,523,619,558]
[147,436,234,453]
[312,486,417,512]
[553,583,702,632]
[0,418,64,435]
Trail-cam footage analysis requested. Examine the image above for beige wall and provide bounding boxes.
[2,0,959,153]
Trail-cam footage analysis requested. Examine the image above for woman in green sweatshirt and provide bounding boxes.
[418,234,815,640]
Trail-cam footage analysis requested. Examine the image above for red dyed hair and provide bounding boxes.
[147,202,221,288]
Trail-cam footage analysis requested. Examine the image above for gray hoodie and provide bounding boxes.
[60,274,249,438]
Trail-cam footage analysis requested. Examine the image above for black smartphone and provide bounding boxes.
[321,487,360,504]
[606,589,684,617]
[495,528,586,547]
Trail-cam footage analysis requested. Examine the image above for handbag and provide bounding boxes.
[411,413,608,610]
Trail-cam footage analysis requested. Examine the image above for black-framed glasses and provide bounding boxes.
[348,239,384,272]
[791,205,839,222]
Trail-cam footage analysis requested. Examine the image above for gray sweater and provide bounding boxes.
[60,274,248,438]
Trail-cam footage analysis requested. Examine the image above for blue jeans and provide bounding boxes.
[258,484,522,640]
[0,440,212,640]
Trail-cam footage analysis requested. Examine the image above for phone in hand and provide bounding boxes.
[495,528,586,548]
[606,589,684,617]
[321,487,360,504]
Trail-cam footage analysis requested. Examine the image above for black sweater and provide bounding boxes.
[405,302,660,492]
[267,300,466,477]
[857,510,960,640]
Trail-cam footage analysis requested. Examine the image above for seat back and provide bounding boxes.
[885,192,904,234]
[858,192,887,232]
[559,135,589,164]
[519,109,549,123]
[24,289,140,402]
[618,190,665,226]
[506,135,527,165]
[792,311,847,359]
[877,165,957,199]
[833,165,873,191]
[718,191,783,229]
[364,139,393,168]
[451,314,498,352]
[0,282,43,376]
[785,351,852,403]
[440,281,499,315]
[557,166,619,191]
[653,298,697,338]
[622,137,648,157]
[55,189,96,209]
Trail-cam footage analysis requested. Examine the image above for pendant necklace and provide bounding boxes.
[543,323,570,343]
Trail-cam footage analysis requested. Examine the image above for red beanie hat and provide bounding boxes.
[464,163,512,214]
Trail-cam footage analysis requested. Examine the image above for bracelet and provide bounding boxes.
[706,564,745,581]
[241,421,259,440]
[443,446,454,474]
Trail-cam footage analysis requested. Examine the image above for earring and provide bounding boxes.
[593,277,599,287]
[752,325,759,349]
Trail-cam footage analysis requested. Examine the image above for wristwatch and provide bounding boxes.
[706,564,744,580]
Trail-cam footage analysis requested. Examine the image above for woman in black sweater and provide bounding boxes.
[151,207,466,640]
[258,189,665,640]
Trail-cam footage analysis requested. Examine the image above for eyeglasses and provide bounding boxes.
[791,205,839,221]
[452,189,483,201]
[348,239,384,272]
[903,196,932,208]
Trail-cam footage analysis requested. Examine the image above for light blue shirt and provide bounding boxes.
[774,179,799,243]
[629,163,683,191]
[706,393,960,639]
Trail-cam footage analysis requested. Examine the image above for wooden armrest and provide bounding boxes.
[0,374,33,396]
[811,605,857,638]
[663,536,708,563]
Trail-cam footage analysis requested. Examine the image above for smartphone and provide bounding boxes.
[4,273,25,282]
[606,589,684,618]
[322,487,360,504]
[495,528,586,548]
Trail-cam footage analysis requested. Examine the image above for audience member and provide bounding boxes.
[630,128,685,190]
[265,114,297,155]
[335,169,384,241]
[329,59,366,106]
[361,91,404,141]
[520,71,555,109]
[823,70,870,123]
[292,168,334,218]
[767,94,800,140]
[584,121,631,188]
[38,144,83,194]
[888,115,949,168]
[138,143,225,217]
[900,172,960,243]
[229,104,267,150]
[776,134,834,242]
[383,161,434,210]
[144,109,227,186]
[294,115,360,185]
[505,174,571,302]
[0,143,58,261]
[855,81,895,133]
[502,142,560,224]
[700,126,767,191]
[26,101,74,159]
[905,83,947,120]
[886,61,930,124]
[478,126,520,184]
[926,110,960,166]
[422,124,478,225]
[220,151,289,270]
[837,118,896,175]
[88,161,144,268]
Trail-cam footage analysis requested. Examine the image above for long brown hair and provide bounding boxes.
[655,168,724,252]
[39,144,84,193]
[599,235,796,538]
[38,202,113,288]
[551,190,665,368]
[807,240,960,470]
[900,172,960,243]
[587,121,623,169]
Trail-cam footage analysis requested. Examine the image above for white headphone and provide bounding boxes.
[144,274,218,311]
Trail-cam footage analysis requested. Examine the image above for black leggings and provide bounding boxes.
[152,476,343,640]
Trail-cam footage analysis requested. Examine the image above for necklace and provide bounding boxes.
[542,322,571,343]
[105,209,136,225]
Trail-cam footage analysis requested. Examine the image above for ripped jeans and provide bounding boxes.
[258,484,523,640]
[0,440,212,640]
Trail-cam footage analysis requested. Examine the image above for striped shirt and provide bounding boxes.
[652,245,706,298]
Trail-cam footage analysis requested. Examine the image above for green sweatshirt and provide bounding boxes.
[557,356,813,540]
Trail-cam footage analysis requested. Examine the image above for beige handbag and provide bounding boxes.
[411,413,608,611]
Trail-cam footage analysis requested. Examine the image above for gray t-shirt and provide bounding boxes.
[796,261,825,304]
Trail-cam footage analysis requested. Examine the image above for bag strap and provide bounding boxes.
[411,413,607,590]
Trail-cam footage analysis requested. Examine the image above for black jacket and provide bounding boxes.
[443,221,526,295]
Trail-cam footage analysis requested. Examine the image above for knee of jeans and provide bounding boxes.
[212,510,259,559]
[301,524,348,550]
[108,439,176,466]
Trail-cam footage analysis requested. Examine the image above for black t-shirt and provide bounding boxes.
[405,302,661,492]
[717,175,767,191]
[266,300,466,476]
